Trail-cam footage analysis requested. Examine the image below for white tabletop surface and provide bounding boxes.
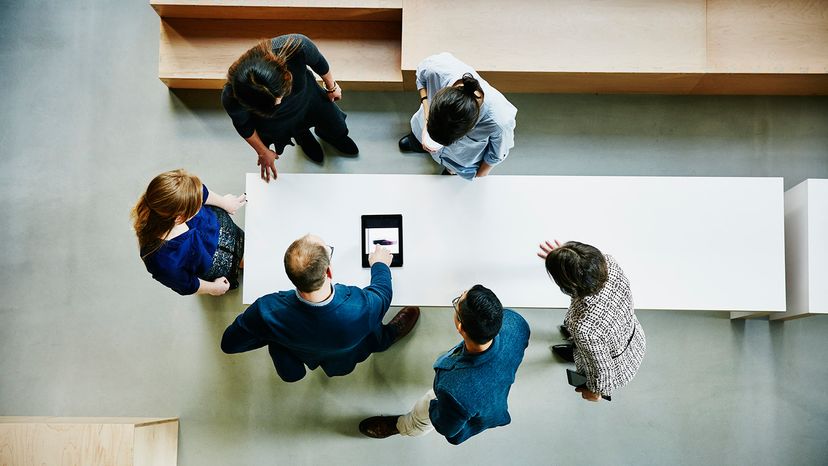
[243,174,785,312]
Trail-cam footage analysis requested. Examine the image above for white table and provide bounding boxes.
[243,174,785,312]
[769,179,828,320]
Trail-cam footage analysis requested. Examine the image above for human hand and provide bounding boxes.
[368,245,393,266]
[222,193,247,215]
[575,387,601,402]
[257,148,280,182]
[537,239,562,259]
[326,83,342,102]
[211,277,230,296]
[420,127,439,153]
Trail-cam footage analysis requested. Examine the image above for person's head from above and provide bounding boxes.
[452,284,503,346]
[545,241,608,298]
[132,169,202,256]
[284,234,334,293]
[227,38,301,118]
[426,73,485,146]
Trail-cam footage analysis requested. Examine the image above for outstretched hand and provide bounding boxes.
[368,246,393,267]
[222,194,247,215]
[537,239,562,259]
[257,148,280,182]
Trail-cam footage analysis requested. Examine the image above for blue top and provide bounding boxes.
[411,52,518,180]
[142,185,218,295]
[429,309,530,445]
[220,263,393,377]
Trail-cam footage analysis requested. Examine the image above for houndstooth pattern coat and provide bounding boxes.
[564,255,646,397]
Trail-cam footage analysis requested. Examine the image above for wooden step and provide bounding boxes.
[159,17,402,90]
[400,0,828,95]
[151,0,402,21]
[152,0,828,94]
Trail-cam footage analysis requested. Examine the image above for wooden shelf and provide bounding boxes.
[152,0,828,94]
[400,0,828,94]
[159,17,402,90]
[151,0,402,21]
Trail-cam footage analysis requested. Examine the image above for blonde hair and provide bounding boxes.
[131,169,203,258]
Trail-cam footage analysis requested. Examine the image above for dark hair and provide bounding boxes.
[284,235,330,293]
[227,38,301,117]
[426,73,484,146]
[545,242,608,298]
[457,284,503,344]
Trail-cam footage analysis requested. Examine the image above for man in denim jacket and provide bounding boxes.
[359,285,530,444]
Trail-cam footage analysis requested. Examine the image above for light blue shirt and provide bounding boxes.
[411,53,517,180]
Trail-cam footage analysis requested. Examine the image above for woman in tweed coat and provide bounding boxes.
[538,240,646,401]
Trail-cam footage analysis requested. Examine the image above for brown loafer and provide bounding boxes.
[359,415,401,438]
[387,306,420,343]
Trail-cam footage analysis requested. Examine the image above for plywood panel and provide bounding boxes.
[133,420,178,466]
[707,0,828,73]
[0,422,133,466]
[151,0,402,21]
[691,73,828,95]
[0,418,179,466]
[159,18,402,89]
[401,0,707,73]
[0,417,176,425]
[475,72,703,94]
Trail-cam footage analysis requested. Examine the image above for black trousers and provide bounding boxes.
[259,78,349,154]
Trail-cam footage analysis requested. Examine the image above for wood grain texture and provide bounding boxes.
[707,0,828,73]
[133,420,178,466]
[159,18,402,88]
[400,0,707,72]
[150,0,828,94]
[152,4,401,22]
[0,418,178,466]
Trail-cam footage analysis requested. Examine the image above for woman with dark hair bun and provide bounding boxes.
[222,34,358,181]
[537,240,646,402]
[131,170,246,296]
[398,53,517,180]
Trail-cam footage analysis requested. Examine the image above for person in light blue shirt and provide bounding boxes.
[398,52,517,180]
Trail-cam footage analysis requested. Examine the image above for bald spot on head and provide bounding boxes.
[284,234,330,293]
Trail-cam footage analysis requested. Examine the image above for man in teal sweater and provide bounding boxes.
[221,234,419,382]
[359,285,530,444]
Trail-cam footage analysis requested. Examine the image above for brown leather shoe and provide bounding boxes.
[359,415,400,438]
[387,306,420,343]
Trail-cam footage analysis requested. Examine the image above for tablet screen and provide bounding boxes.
[361,214,403,267]
[365,227,400,254]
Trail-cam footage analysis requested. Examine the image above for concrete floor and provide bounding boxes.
[1,1,828,465]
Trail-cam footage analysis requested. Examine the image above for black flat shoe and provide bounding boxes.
[295,129,324,164]
[559,325,572,340]
[552,344,575,362]
[399,133,427,153]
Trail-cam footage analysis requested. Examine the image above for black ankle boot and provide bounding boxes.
[552,344,575,362]
[295,130,324,164]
